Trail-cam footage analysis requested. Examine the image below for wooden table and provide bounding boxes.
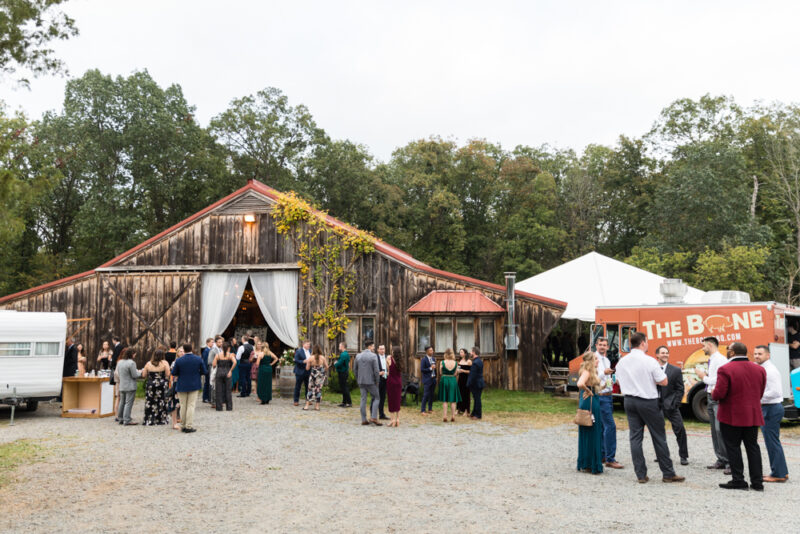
[61,377,115,418]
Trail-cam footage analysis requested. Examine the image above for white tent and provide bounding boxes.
[516,252,706,322]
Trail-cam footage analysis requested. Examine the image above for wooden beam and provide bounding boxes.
[95,263,298,273]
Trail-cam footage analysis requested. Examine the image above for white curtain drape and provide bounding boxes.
[250,271,300,348]
[200,272,249,343]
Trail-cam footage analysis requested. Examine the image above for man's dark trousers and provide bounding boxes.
[202,369,211,402]
[294,371,309,403]
[377,376,387,417]
[470,386,482,419]
[720,422,762,486]
[338,371,352,405]
[662,404,688,461]
[420,379,435,412]
[624,396,675,480]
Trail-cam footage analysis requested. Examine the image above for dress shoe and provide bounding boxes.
[369,419,383,426]
[680,458,689,466]
[123,422,138,426]
[605,461,624,469]
[337,403,346,407]
[421,412,430,416]
[379,416,390,420]
[719,480,749,490]
[637,476,649,484]
[361,421,370,426]
[724,468,732,476]
[181,428,197,433]
[293,402,299,406]
[750,483,764,491]
[762,475,788,482]
[707,461,726,470]
[662,475,685,483]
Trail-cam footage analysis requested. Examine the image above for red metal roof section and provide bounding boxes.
[408,290,506,314]
[0,180,567,310]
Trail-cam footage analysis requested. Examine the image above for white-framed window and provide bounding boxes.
[0,342,32,356]
[435,318,453,352]
[343,316,377,352]
[344,319,359,351]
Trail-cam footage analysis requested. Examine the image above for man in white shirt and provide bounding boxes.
[615,332,684,484]
[695,337,729,470]
[374,344,389,420]
[753,345,789,482]
[595,338,622,469]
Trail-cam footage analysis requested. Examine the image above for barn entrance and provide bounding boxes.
[220,280,287,355]
[199,271,300,354]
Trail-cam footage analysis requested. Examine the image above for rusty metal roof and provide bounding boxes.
[407,290,505,314]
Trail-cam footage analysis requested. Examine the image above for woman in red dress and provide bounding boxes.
[386,346,404,427]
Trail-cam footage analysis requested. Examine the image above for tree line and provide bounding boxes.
[3,69,800,304]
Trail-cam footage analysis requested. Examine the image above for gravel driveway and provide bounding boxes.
[1,391,798,533]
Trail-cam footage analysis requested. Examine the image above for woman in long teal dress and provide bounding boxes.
[438,348,462,422]
[256,342,278,405]
[576,350,604,474]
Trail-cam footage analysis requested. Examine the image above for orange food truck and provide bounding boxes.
[569,301,800,422]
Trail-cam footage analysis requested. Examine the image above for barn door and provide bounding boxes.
[97,273,201,360]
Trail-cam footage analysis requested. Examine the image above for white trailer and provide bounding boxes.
[0,310,67,411]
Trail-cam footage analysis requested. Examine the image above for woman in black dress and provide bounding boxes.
[456,348,472,416]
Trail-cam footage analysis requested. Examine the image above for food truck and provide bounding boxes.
[0,310,67,411]
[569,300,800,422]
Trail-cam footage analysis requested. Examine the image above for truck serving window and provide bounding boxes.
[0,342,32,356]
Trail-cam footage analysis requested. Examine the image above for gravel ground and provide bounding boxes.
[1,388,799,533]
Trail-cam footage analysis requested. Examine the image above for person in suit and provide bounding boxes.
[110,335,125,418]
[62,337,78,378]
[656,346,689,465]
[374,344,389,420]
[171,343,208,433]
[201,338,214,403]
[753,345,789,483]
[712,342,766,490]
[420,346,436,415]
[116,348,141,426]
[467,346,485,420]
[293,340,311,406]
[353,341,381,426]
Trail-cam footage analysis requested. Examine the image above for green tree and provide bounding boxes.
[0,0,78,86]
[694,245,771,299]
[210,87,326,193]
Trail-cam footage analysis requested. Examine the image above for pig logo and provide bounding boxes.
[704,315,733,333]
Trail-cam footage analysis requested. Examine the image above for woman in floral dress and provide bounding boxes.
[303,345,328,411]
[141,348,171,425]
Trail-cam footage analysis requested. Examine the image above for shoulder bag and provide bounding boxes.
[574,393,595,427]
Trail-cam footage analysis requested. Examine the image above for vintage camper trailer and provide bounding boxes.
[0,311,67,411]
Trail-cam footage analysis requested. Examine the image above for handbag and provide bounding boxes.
[574,393,594,427]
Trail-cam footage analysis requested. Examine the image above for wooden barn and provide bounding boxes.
[0,180,566,391]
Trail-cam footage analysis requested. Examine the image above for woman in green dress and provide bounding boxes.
[256,342,279,405]
[576,350,604,474]
[438,348,462,422]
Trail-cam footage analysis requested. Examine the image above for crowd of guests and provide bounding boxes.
[576,332,790,491]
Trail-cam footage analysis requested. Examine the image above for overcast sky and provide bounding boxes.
[3,0,800,161]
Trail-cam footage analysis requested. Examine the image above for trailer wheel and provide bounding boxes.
[691,390,709,423]
[24,401,38,412]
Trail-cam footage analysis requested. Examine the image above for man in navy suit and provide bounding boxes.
[293,340,311,406]
[171,343,208,433]
[420,346,436,414]
[468,346,485,420]
[712,342,766,490]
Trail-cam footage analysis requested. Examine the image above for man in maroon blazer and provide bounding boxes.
[712,342,766,491]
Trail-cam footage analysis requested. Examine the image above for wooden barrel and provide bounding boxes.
[278,366,295,398]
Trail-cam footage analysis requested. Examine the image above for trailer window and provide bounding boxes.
[621,326,636,353]
[35,342,61,356]
[606,327,620,365]
[0,342,32,356]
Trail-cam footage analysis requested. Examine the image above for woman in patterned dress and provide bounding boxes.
[142,348,171,425]
[303,345,328,411]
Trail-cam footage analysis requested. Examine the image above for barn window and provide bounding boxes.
[456,318,475,351]
[0,342,32,356]
[480,319,495,354]
[435,318,453,352]
[344,316,377,352]
[417,318,431,352]
[344,319,359,351]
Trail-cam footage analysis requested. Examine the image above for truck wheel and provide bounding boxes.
[24,401,38,412]
[691,391,709,423]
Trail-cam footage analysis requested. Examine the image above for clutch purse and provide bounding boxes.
[574,394,594,426]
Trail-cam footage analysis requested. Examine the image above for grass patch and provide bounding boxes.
[0,439,47,487]
[480,389,576,414]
